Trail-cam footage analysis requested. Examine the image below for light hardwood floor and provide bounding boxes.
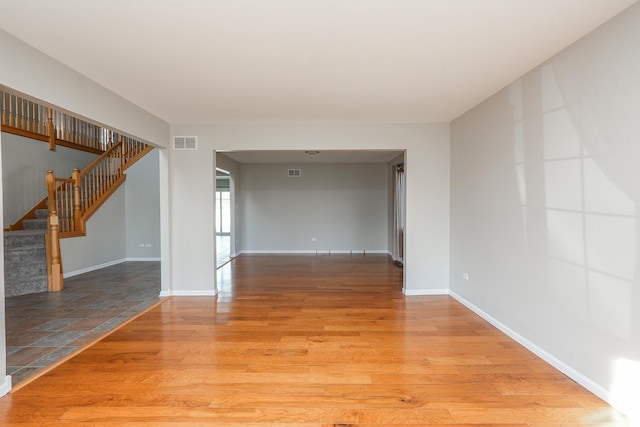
[0,255,624,426]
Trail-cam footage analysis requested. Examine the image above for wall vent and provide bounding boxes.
[288,169,301,177]
[173,136,198,150]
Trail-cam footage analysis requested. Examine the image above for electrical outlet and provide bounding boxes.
[311,237,317,242]
[138,243,145,248]
[463,272,470,281]
[145,243,152,248]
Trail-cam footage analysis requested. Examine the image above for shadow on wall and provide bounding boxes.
[510,59,639,416]
[511,63,637,342]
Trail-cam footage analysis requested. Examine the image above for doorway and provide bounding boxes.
[216,168,232,267]
[392,162,405,267]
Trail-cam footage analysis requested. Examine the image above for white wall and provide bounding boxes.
[125,149,161,260]
[450,3,640,414]
[1,132,98,226]
[240,162,388,253]
[169,123,450,295]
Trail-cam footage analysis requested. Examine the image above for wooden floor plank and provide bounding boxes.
[0,255,623,426]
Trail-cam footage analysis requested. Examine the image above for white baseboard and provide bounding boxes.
[403,288,449,296]
[63,258,127,278]
[0,375,12,397]
[57,255,616,414]
[125,257,161,262]
[448,290,612,406]
[171,290,218,296]
[239,249,389,255]
[159,290,171,298]
[63,257,161,278]
[312,250,389,255]
[241,250,316,254]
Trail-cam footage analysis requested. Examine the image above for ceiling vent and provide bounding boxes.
[173,136,197,150]
[288,169,301,177]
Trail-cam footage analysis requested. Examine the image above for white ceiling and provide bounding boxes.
[0,0,636,124]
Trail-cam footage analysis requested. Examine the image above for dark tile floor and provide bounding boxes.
[5,261,162,386]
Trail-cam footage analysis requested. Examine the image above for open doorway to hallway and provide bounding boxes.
[216,168,232,267]
[391,161,405,268]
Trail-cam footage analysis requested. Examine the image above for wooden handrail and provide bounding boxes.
[2,88,106,154]
[47,137,149,237]
[6,140,152,233]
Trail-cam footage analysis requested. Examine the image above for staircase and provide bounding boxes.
[4,209,49,297]
[2,87,153,296]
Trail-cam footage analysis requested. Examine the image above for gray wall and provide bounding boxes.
[1,132,97,227]
[60,185,126,274]
[125,149,161,259]
[240,162,388,253]
[450,3,640,410]
[60,150,161,275]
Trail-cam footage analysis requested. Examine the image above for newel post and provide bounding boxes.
[46,170,64,292]
[72,168,82,232]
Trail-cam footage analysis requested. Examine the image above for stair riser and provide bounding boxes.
[5,248,48,264]
[5,265,47,282]
[4,230,48,297]
[34,209,49,219]
[22,219,48,230]
[4,233,45,247]
[5,278,48,297]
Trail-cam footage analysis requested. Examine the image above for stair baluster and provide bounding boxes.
[47,108,55,150]
[72,169,82,232]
